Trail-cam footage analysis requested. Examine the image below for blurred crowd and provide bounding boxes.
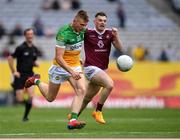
[0,0,82,39]
[112,43,178,62]
[0,0,179,62]
[41,0,81,11]
[0,0,127,39]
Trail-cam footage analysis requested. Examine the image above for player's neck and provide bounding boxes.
[94,27,105,35]
[26,41,33,47]
[71,23,79,34]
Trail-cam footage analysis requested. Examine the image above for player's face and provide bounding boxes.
[25,30,34,43]
[73,18,88,32]
[94,15,107,32]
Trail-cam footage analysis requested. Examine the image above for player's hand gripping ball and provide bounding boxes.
[116,55,134,72]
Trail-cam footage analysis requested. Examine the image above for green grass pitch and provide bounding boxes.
[0,106,180,138]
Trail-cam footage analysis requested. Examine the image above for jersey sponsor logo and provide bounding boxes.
[70,42,82,50]
[66,41,83,51]
[95,49,108,52]
[24,52,29,56]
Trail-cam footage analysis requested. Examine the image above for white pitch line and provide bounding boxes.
[0,132,89,136]
[0,131,178,136]
[108,118,165,122]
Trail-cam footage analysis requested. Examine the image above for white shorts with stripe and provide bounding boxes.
[48,65,82,84]
[84,66,102,80]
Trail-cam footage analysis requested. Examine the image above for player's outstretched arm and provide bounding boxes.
[112,27,123,52]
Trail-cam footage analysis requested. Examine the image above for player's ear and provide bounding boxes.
[93,19,96,24]
[73,18,78,25]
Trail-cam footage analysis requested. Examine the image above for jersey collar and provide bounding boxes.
[69,24,80,35]
[94,27,106,35]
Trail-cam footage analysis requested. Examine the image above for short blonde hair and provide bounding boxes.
[75,10,89,22]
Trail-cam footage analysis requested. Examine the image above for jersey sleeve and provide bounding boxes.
[56,30,66,48]
[34,47,39,61]
[11,46,21,58]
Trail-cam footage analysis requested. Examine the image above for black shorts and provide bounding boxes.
[12,73,34,90]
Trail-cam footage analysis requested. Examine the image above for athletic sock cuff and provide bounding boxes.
[71,112,78,120]
[35,79,41,85]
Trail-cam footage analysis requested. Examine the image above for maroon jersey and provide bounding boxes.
[84,28,114,70]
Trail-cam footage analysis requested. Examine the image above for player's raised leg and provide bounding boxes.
[25,74,60,102]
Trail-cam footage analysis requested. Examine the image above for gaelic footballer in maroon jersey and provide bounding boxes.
[84,28,114,70]
[78,12,123,124]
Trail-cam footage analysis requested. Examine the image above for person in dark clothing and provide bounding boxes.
[7,28,40,122]
[71,0,81,10]
[0,22,6,39]
[32,17,45,36]
[11,24,23,36]
[159,48,169,61]
[116,2,126,28]
[51,0,60,10]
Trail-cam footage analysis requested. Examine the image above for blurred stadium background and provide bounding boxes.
[0,0,180,138]
[0,0,180,108]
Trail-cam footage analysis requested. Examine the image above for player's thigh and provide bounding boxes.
[48,81,61,98]
[68,74,86,95]
[91,70,113,88]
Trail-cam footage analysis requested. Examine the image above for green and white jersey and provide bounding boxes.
[53,24,85,67]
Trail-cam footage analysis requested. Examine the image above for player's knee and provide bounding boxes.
[47,98,54,102]
[83,96,91,103]
[77,87,86,97]
[80,87,86,96]
[46,96,55,102]
[16,95,24,102]
[106,80,114,92]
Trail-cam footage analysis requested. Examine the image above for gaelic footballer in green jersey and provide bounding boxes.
[24,10,89,130]
[54,24,86,67]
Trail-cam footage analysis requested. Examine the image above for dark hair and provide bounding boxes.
[23,28,34,36]
[95,12,107,18]
[75,10,89,22]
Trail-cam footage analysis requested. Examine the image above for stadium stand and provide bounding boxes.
[170,0,180,13]
[0,0,179,60]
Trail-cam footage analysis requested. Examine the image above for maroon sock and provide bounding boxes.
[96,103,103,111]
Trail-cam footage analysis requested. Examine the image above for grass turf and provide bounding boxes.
[0,106,180,138]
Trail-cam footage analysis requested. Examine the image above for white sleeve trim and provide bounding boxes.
[56,44,65,48]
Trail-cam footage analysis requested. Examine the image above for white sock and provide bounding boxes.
[34,79,39,84]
